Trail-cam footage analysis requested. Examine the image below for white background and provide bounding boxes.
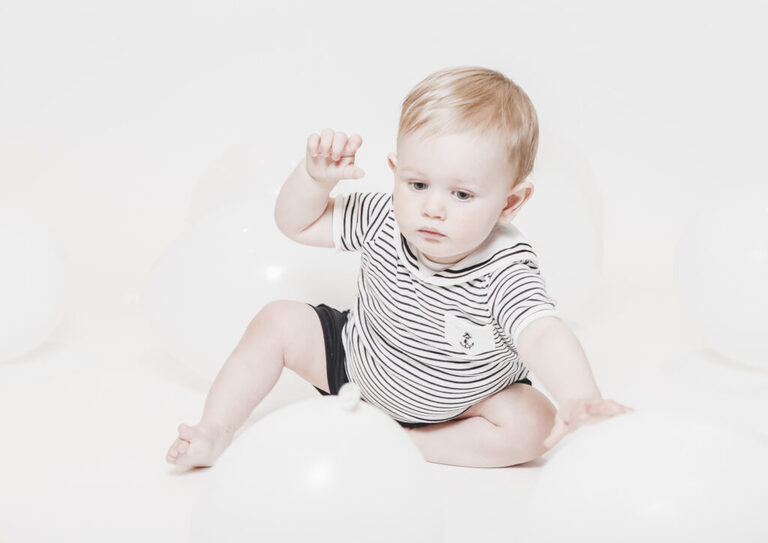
[3,0,766,350]
[2,1,767,541]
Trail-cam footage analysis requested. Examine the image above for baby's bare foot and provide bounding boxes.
[165,421,233,467]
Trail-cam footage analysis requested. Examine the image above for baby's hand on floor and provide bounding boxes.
[543,398,634,449]
[165,422,233,468]
[305,128,365,186]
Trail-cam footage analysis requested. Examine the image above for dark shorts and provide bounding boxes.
[307,302,533,429]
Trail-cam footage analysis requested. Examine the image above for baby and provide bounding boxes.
[166,66,632,469]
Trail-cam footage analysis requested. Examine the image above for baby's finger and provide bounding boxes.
[604,403,633,419]
[307,133,321,158]
[589,402,617,418]
[331,132,348,161]
[346,133,363,155]
[318,128,334,157]
[586,401,606,414]
[342,164,365,180]
[597,400,631,416]
[616,406,635,416]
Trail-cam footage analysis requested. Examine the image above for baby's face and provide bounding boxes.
[388,130,532,266]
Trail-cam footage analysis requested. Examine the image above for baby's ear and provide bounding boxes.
[386,152,398,173]
[499,181,534,223]
[498,210,519,224]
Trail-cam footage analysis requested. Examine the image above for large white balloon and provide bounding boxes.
[0,207,67,363]
[516,131,604,321]
[522,409,768,543]
[191,383,444,543]
[621,350,768,440]
[674,185,768,370]
[185,140,286,225]
[185,141,390,226]
[142,196,359,382]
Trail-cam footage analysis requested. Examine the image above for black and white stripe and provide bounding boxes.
[332,191,558,424]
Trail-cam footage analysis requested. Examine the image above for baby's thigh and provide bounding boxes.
[255,300,329,392]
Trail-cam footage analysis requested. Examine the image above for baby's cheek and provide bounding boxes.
[457,218,481,240]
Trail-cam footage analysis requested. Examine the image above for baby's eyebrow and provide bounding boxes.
[401,169,481,189]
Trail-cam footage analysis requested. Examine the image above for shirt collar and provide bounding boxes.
[391,211,534,285]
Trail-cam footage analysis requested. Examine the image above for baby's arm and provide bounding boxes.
[517,316,633,447]
[516,316,601,406]
[274,129,364,247]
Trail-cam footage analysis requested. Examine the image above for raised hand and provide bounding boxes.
[305,128,365,186]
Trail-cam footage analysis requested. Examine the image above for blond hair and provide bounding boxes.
[398,66,539,187]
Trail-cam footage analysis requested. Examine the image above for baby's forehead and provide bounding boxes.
[399,128,500,146]
[399,130,508,160]
[397,129,515,181]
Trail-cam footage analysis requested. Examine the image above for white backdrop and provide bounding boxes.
[3,3,768,542]
[1,0,766,374]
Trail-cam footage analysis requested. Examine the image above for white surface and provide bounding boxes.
[523,410,768,542]
[191,384,444,543]
[674,185,768,369]
[1,281,766,542]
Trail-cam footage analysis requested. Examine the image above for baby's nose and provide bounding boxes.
[422,197,446,219]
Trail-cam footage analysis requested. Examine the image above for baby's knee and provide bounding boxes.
[250,300,295,330]
[240,300,298,350]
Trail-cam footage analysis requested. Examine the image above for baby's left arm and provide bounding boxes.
[517,316,633,448]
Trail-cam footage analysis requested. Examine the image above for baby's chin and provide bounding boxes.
[419,244,476,266]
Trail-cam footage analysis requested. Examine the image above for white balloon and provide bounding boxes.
[191,383,444,543]
[142,196,359,381]
[0,207,67,362]
[522,409,768,543]
[674,185,768,369]
[614,350,768,440]
[517,131,604,320]
[185,140,286,225]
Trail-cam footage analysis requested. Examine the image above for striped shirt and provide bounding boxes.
[332,191,559,424]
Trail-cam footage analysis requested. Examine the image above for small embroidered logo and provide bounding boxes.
[460,332,474,349]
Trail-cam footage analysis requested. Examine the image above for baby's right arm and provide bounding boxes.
[274,129,365,247]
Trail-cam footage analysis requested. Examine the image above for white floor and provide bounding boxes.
[1,279,767,542]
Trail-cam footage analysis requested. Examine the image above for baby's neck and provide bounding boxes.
[417,250,460,271]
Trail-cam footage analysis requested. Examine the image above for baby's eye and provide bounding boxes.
[454,191,473,201]
[410,181,428,191]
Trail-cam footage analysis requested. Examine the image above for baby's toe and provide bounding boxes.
[166,439,188,463]
[166,446,179,463]
[178,423,194,440]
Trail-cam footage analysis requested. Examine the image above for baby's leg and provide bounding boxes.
[405,383,557,468]
[166,300,329,467]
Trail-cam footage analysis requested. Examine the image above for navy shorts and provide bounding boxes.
[307,302,532,429]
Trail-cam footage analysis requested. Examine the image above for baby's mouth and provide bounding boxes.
[417,228,446,238]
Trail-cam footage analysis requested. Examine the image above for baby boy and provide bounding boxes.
[166,66,632,469]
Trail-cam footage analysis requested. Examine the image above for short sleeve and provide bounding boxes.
[488,260,559,347]
[332,191,391,252]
